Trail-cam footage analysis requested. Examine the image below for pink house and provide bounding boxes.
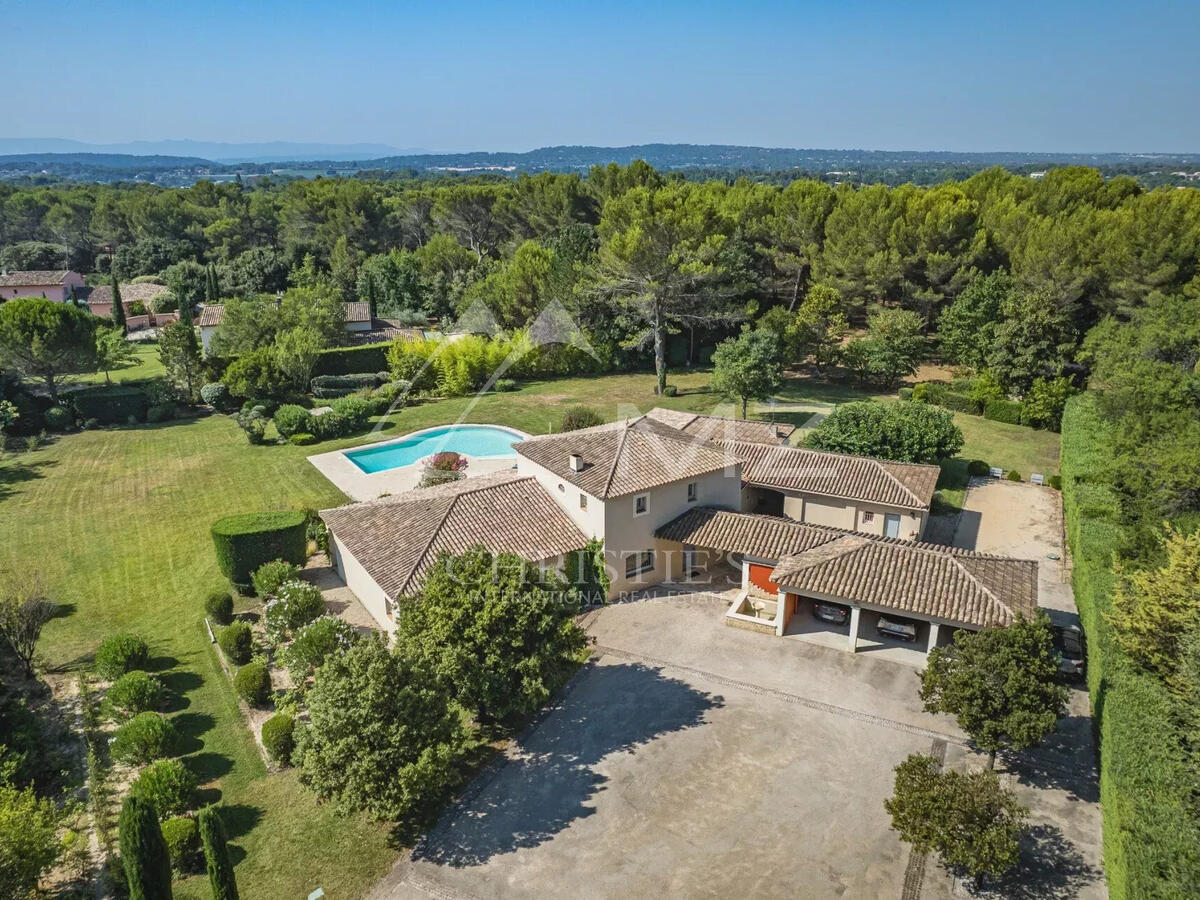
[0,270,86,303]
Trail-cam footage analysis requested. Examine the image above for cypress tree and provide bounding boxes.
[206,264,219,304]
[118,795,173,900]
[198,805,239,900]
[111,275,127,330]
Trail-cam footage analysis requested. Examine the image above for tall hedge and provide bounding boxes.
[211,511,307,588]
[1060,395,1200,899]
[198,806,239,900]
[312,343,390,377]
[982,398,1023,425]
[72,386,149,424]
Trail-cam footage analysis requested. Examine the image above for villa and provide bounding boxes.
[197,300,382,353]
[0,269,86,303]
[318,410,1038,657]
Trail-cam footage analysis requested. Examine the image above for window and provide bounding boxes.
[861,511,874,524]
[633,493,649,516]
[625,550,655,578]
[686,481,698,503]
[579,493,588,510]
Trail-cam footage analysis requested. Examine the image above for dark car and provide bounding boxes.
[812,600,850,626]
[1052,624,1087,681]
[876,615,919,642]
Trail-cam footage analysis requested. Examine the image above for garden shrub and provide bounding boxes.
[71,386,149,425]
[217,621,252,665]
[329,394,373,428]
[160,816,201,873]
[372,379,411,405]
[111,712,178,764]
[309,373,385,398]
[983,398,1023,425]
[261,713,295,765]
[289,432,317,446]
[1006,470,1022,482]
[560,405,603,432]
[420,467,463,488]
[897,386,914,401]
[264,580,326,643]
[104,671,166,721]
[492,378,517,392]
[210,510,307,588]
[662,385,678,397]
[43,405,72,431]
[130,758,197,819]
[204,591,234,625]
[94,633,150,679]
[199,382,231,410]
[1048,474,1062,490]
[967,459,991,477]
[233,406,269,444]
[242,397,280,417]
[146,402,176,424]
[251,559,302,598]
[233,661,271,706]
[272,404,311,439]
[940,390,981,414]
[283,616,358,681]
[312,343,390,377]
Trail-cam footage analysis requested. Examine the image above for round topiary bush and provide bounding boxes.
[233,661,271,707]
[200,382,231,411]
[251,559,302,599]
[560,405,603,432]
[44,405,73,431]
[272,404,311,439]
[210,511,307,590]
[1048,474,1063,490]
[94,633,150,680]
[288,432,317,446]
[1006,470,1022,482]
[261,712,295,765]
[160,816,201,873]
[204,591,234,625]
[263,580,326,643]
[111,712,178,764]
[967,459,991,477]
[104,670,166,721]
[217,621,252,665]
[130,758,197,818]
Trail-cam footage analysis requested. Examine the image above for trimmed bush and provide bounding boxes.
[251,559,302,598]
[1048,474,1063,490]
[312,343,390,377]
[217,621,252,665]
[661,385,678,397]
[983,398,1023,425]
[233,661,271,707]
[272,404,310,438]
[492,378,517,392]
[940,390,981,414]
[44,405,73,431]
[205,591,234,625]
[263,579,325,643]
[329,394,372,428]
[95,633,150,680]
[261,713,295,765]
[111,712,178,764]
[146,402,175,424]
[200,382,231,410]
[307,410,349,440]
[283,615,358,681]
[104,671,166,721]
[560,405,603,432]
[71,386,149,425]
[1006,470,1022,482]
[210,511,307,588]
[310,372,384,394]
[288,432,317,446]
[967,459,991,477]
[131,758,197,819]
[161,816,201,874]
[897,386,914,401]
[372,379,411,405]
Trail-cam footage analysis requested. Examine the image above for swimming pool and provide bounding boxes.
[343,424,527,474]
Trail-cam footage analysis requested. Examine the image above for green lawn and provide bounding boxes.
[77,339,167,385]
[0,367,1060,898]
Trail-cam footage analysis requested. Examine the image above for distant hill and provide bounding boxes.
[0,151,213,168]
[0,138,424,162]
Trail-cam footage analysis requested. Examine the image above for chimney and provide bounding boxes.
[569,453,583,472]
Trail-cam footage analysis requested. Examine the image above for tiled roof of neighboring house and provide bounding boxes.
[645,407,795,445]
[714,440,939,511]
[87,283,168,308]
[0,270,69,286]
[197,305,224,327]
[343,301,372,323]
[319,472,587,598]
[658,507,1037,629]
[513,416,741,500]
[343,321,425,346]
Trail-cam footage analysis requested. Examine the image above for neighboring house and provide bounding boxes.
[86,282,169,318]
[0,269,86,303]
[318,408,1036,656]
[197,300,389,353]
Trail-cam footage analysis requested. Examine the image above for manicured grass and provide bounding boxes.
[952,412,1061,479]
[77,340,167,385]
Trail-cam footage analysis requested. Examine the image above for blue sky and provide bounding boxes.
[2,0,1197,152]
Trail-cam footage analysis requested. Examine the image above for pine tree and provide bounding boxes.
[198,806,239,900]
[118,795,173,900]
[111,275,127,330]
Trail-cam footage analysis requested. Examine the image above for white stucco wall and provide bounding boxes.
[772,489,926,540]
[199,325,217,355]
[515,455,607,539]
[328,532,395,635]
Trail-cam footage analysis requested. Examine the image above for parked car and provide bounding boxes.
[1052,624,1087,681]
[876,615,919,642]
[812,600,850,626]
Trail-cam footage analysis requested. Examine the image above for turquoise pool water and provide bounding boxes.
[344,425,525,474]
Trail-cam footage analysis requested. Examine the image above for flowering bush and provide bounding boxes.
[283,615,359,681]
[263,579,326,643]
[429,451,467,472]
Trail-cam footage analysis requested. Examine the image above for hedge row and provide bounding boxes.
[211,511,308,589]
[72,386,149,424]
[311,343,390,377]
[1060,395,1200,900]
[982,398,1023,424]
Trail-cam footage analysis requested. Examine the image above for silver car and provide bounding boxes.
[876,615,918,642]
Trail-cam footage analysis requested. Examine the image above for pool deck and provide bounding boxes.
[307,424,530,502]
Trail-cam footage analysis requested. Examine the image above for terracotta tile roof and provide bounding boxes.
[658,507,1036,628]
[319,472,587,598]
[197,305,225,327]
[513,416,741,500]
[645,407,795,445]
[343,301,372,323]
[87,283,168,307]
[343,322,424,346]
[0,270,69,286]
[715,440,939,511]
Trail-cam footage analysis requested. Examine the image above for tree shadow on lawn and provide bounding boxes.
[966,823,1101,900]
[410,662,723,868]
[0,456,56,501]
[220,803,265,865]
[172,711,216,755]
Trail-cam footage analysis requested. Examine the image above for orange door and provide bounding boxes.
[748,562,780,594]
